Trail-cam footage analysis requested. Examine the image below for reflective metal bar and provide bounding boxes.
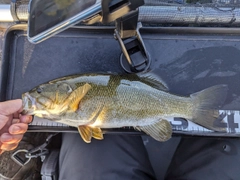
[2,1,240,25]
[0,4,14,22]
[138,6,240,25]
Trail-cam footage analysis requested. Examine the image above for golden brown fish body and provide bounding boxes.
[22,73,227,143]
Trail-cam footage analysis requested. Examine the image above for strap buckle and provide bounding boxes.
[11,149,31,166]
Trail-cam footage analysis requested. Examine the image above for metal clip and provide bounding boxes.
[10,0,19,22]
[11,149,31,166]
[25,133,58,162]
[26,147,49,162]
[101,0,144,24]
[115,22,151,73]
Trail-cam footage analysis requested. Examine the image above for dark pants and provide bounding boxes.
[59,133,240,180]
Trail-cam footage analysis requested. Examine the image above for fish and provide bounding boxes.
[22,73,228,143]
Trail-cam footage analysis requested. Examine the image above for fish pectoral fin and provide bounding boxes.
[78,126,93,143]
[135,119,172,142]
[92,127,104,140]
[78,126,103,142]
[67,83,92,112]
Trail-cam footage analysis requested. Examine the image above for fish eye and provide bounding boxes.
[37,87,43,94]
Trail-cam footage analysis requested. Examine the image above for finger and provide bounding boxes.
[0,142,3,155]
[9,123,28,135]
[1,143,18,151]
[0,114,9,130]
[12,118,20,124]
[19,115,33,124]
[0,133,23,144]
[0,149,4,155]
[0,99,22,116]
[13,111,20,119]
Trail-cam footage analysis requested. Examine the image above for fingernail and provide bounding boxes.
[28,116,33,122]
[1,134,13,142]
[12,126,21,133]
[23,116,32,123]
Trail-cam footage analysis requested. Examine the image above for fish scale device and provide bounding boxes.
[28,110,240,137]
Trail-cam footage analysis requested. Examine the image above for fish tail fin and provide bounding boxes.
[190,84,228,131]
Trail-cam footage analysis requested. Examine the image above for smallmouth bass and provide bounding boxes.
[22,73,228,143]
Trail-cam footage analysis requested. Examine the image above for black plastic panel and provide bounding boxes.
[2,25,240,135]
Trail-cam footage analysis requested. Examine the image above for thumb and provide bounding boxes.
[0,99,22,115]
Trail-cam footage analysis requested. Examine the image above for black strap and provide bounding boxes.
[41,150,59,180]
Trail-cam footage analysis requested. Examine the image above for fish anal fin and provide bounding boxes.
[66,83,91,112]
[92,127,104,140]
[135,119,172,142]
[78,126,92,143]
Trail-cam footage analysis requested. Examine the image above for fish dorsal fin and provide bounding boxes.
[78,126,92,143]
[64,83,91,112]
[135,119,172,141]
[138,73,168,91]
[92,127,104,140]
[49,75,80,84]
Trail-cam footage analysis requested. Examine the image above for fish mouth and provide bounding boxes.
[22,92,36,115]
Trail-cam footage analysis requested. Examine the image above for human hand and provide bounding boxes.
[0,99,32,154]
